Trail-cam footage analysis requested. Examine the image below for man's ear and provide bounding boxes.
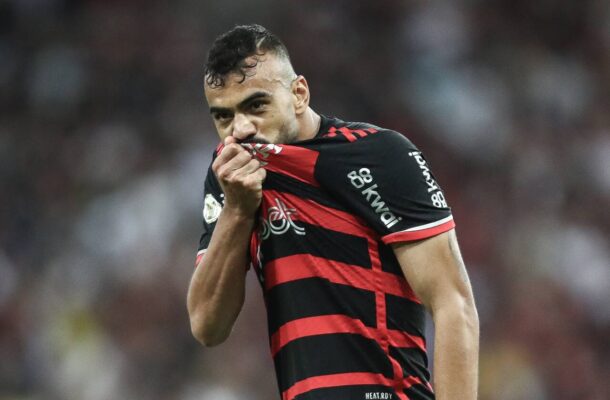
[292,75,310,115]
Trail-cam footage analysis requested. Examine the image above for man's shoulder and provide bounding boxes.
[313,115,416,153]
[318,116,408,143]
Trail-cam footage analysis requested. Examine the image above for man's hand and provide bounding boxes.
[188,135,266,347]
[213,136,266,216]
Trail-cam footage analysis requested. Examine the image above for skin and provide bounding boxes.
[206,53,320,145]
[393,230,479,400]
[187,51,479,400]
[187,52,320,345]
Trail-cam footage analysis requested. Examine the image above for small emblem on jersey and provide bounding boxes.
[261,198,305,239]
[408,151,448,208]
[241,143,283,166]
[203,194,222,224]
[347,168,402,229]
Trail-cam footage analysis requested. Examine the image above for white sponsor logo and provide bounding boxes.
[203,194,222,223]
[241,143,283,166]
[408,151,447,208]
[347,168,402,229]
[365,392,393,399]
[261,198,305,239]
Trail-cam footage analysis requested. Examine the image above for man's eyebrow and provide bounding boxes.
[209,105,230,115]
[209,91,271,114]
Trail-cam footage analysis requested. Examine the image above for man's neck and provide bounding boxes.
[297,108,322,141]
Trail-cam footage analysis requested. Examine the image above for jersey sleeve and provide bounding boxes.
[196,158,224,266]
[316,130,455,244]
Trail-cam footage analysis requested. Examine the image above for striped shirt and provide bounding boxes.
[197,115,455,400]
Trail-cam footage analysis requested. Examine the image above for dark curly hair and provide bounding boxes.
[204,24,292,88]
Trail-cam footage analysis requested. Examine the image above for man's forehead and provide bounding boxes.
[204,56,290,105]
[205,75,277,106]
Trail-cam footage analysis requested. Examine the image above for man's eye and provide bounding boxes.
[214,113,231,121]
[250,101,266,111]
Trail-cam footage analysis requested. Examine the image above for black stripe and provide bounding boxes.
[403,383,435,400]
[274,333,393,393]
[385,294,426,337]
[389,346,431,383]
[264,170,351,212]
[267,278,377,335]
[260,221,371,268]
[378,241,404,276]
[294,385,397,400]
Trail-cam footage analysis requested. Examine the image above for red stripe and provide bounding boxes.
[215,142,224,153]
[282,372,419,400]
[355,129,368,137]
[270,314,372,357]
[262,145,320,187]
[282,372,390,400]
[368,239,409,395]
[387,329,426,350]
[249,229,261,273]
[367,128,378,134]
[389,356,405,395]
[264,254,419,302]
[195,253,204,268]
[339,127,357,142]
[382,219,455,244]
[262,190,375,238]
[270,315,425,358]
[325,126,338,138]
[369,238,387,351]
[404,376,424,393]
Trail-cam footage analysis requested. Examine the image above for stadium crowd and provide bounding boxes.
[1,0,608,399]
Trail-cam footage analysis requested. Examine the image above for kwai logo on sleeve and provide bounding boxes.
[408,151,448,208]
[347,167,402,229]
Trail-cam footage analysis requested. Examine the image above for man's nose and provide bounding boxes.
[232,113,256,141]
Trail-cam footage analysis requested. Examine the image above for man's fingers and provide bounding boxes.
[239,158,263,176]
[251,166,266,184]
[212,139,265,204]
[214,148,253,180]
[242,167,266,190]
[225,158,264,182]
[215,143,246,163]
[224,136,237,146]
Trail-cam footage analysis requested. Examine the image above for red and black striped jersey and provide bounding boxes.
[197,115,455,400]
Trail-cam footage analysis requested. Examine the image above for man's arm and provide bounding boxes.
[187,137,266,346]
[392,229,479,400]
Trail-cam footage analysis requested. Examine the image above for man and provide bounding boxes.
[187,24,479,400]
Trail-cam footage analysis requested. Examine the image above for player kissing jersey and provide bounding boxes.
[197,115,455,400]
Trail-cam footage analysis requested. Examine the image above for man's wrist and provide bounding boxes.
[220,205,257,223]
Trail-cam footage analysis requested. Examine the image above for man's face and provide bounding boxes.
[204,54,300,145]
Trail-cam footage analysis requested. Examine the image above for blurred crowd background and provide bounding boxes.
[1,0,609,399]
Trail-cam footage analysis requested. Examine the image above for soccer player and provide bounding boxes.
[187,24,479,400]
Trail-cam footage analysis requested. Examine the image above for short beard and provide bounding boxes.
[239,136,270,144]
[279,121,299,144]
